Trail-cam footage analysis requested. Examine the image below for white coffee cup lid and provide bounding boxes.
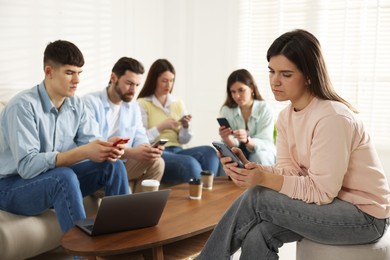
[141,179,160,187]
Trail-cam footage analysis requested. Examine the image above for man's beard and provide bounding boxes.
[114,82,133,102]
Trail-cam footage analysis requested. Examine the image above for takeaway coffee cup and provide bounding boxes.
[141,179,160,192]
[201,170,214,190]
[189,178,203,200]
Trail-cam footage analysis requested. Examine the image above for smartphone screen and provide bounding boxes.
[217,117,231,128]
[212,141,244,168]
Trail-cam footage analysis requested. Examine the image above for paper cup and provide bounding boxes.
[141,179,160,192]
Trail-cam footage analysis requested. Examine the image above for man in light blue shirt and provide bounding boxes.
[0,40,129,233]
[83,57,164,193]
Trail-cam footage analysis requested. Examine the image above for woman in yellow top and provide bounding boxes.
[137,59,219,183]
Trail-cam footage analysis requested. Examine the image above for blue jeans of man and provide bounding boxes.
[196,186,389,260]
[0,160,129,233]
[162,146,220,183]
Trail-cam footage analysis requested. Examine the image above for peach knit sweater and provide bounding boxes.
[268,97,390,219]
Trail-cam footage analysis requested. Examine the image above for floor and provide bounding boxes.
[29,242,297,259]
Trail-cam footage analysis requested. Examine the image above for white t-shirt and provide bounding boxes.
[107,100,121,137]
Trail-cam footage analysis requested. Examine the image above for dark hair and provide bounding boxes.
[43,40,84,68]
[137,59,176,98]
[112,57,144,77]
[223,69,264,108]
[267,29,357,113]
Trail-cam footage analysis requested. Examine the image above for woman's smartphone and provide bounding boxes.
[113,138,130,147]
[152,138,168,148]
[217,117,231,128]
[212,141,244,168]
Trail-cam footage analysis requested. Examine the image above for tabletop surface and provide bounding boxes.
[61,176,244,256]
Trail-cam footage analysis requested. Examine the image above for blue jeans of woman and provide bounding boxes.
[162,146,220,183]
[240,143,276,166]
[0,160,129,233]
[196,186,389,260]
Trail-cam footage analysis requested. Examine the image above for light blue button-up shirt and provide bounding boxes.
[0,82,100,179]
[220,100,275,152]
[82,89,149,147]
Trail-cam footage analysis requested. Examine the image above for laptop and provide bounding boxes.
[75,189,171,236]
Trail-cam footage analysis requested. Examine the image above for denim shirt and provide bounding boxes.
[82,89,149,147]
[0,81,100,179]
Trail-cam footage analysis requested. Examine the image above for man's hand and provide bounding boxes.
[125,144,163,161]
[85,139,125,162]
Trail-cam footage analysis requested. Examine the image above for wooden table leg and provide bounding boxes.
[152,246,164,260]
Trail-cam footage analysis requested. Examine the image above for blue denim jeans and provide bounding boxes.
[162,145,220,183]
[0,160,129,233]
[197,186,389,260]
[239,143,276,166]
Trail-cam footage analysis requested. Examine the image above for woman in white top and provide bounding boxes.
[137,59,219,183]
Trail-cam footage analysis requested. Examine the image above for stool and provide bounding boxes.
[296,229,390,260]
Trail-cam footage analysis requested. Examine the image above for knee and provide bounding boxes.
[104,161,127,178]
[47,167,80,191]
[153,158,165,172]
[202,146,219,158]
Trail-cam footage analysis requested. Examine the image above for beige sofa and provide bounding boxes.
[0,101,100,260]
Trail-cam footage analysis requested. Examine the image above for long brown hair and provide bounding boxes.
[267,29,357,113]
[222,69,264,109]
[137,59,176,98]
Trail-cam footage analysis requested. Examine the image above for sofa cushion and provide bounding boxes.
[0,209,62,260]
[0,196,99,260]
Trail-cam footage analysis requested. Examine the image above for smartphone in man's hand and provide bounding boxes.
[113,138,130,147]
[152,139,168,148]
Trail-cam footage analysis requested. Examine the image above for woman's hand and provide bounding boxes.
[219,126,232,138]
[158,118,181,131]
[233,129,249,144]
[226,163,263,189]
[179,114,192,128]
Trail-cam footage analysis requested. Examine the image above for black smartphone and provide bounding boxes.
[152,138,169,148]
[217,117,231,128]
[212,141,244,168]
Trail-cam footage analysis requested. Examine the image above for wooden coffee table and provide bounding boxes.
[61,176,244,259]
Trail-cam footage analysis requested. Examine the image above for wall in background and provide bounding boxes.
[111,0,240,147]
[0,0,389,176]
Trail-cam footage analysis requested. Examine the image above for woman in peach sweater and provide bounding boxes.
[197,29,390,259]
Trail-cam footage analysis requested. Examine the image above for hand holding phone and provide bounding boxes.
[217,117,231,128]
[212,141,244,168]
[180,114,192,128]
[113,138,130,147]
[152,138,168,148]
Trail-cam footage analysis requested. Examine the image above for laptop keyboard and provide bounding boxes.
[85,224,94,232]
